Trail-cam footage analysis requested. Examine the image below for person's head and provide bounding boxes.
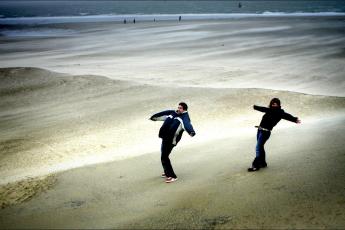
[269,98,281,109]
[177,102,188,114]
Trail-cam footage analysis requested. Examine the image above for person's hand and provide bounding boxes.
[190,132,196,137]
[149,117,156,121]
[296,118,301,124]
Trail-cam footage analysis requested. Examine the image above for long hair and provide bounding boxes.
[269,98,281,108]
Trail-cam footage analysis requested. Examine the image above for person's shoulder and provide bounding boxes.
[181,111,189,116]
[166,110,177,117]
[276,108,286,115]
[181,112,191,120]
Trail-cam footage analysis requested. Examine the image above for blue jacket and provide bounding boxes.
[150,110,195,145]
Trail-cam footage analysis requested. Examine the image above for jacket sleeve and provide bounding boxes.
[183,115,196,136]
[253,105,269,113]
[281,110,298,123]
[150,110,175,121]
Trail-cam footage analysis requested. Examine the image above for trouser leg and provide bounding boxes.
[161,139,177,178]
[252,130,271,168]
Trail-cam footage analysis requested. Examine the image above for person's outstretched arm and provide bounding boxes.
[282,111,301,124]
[253,105,269,113]
[150,110,175,121]
[182,115,196,137]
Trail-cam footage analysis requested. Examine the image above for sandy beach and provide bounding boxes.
[0,16,345,228]
[1,17,345,96]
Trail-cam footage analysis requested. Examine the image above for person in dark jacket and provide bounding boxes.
[150,102,196,183]
[248,98,301,172]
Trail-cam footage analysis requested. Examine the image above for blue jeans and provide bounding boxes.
[252,129,271,168]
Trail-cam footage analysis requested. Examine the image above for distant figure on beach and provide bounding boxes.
[150,102,196,183]
[248,98,301,172]
[123,19,126,24]
[238,2,242,8]
[133,18,136,24]
[154,18,156,22]
[179,16,182,21]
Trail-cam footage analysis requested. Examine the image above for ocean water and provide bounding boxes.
[0,0,345,18]
[0,1,344,36]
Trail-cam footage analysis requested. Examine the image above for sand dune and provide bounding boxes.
[0,108,344,228]
[1,67,344,186]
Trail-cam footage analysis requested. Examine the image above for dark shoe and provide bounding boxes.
[260,163,267,168]
[248,167,260,172]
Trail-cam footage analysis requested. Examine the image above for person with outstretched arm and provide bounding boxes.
[248,98,301,172]
[150,102,196,183]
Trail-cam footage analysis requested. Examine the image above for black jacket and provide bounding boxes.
[254,105,298,131]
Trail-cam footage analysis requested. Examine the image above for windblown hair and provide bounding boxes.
[269,98,281,108]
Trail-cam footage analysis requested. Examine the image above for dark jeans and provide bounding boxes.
[252,129,271,168]
[161,139,177,178]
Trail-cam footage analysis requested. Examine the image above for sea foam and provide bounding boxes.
[0,12,344,25]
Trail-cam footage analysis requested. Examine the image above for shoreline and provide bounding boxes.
[1,12,345,25]
[1,17,344,96]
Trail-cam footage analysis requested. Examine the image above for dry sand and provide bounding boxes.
[0,112,344,229]
[0,67,344,229]
[0,174,56,209]
[0,16,345,228]
[1,67,344,185]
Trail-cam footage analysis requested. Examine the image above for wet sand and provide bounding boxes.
[1,17,345,96]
